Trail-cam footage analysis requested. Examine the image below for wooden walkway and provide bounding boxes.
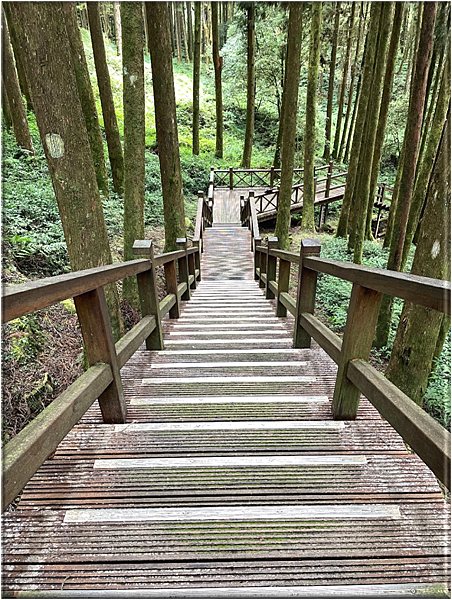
[2,202,450,596]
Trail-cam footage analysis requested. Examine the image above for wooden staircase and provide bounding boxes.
[2,214,450,597]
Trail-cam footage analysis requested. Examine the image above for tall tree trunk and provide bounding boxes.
[143,3,150,57]
[273,43,288,170]
[332,2,355,160]
[336,3,381,239]
[121,2,145,309]
[274,3,303,250]
[186,2,194,62]
[351,3,393,264]
[169,3,175,57]
[2,83,12,131]
[241,3,255,168]
[301,2,322,232]
[338,2,365,162]
[114,2,122,57]
[192,2,201,156]
[146,2,186,252]
[364,3,403,242]
[87,2,124,195]
[174,2,182,63]
[1,9,34,155]
[9,1,123,341]
[211,2,223,158]
[179,3,190,62]
[323,1,340,162]
[401,47,450,272]
[385,112,450,406]
[62,2,109,199]
[388,2,437,273]
[3,3,33,112]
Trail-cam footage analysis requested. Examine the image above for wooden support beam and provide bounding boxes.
[294,239,321,348]
[164,259,180,319]
[332,283,382,420]
[266,237,278,300]
[276,258,291,317]
[74,287,126,423]
[177,238,190,300]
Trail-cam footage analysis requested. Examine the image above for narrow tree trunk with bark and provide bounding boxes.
[186,2,194,61]
[323,1,340,162]
[385,113,450,406]
[332,2,355,160]
[1,10,34,155]
[241,3,256,168]
[192,2,201,156]
[273,44,288,170]
[301,3,322,232]
[146,2,186,252]
[122,2,145,309]
[62,2,109,199]
[113,2,122,57]
[174,3,182,63]
[9,2,123,340]
[211,2,223,158]
[2,84,12,131]
[336,3,381,239]
[274,4,303,250]
[87,2,124,195]
[3,3,33,112]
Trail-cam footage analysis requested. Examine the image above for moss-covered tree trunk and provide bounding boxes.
[2,84,12,131]
[146,2,186,252]
[385,113,450,406]
[350,3,393,264]
[9,2,123,340]
[87,1,124,195]
[364,3,403,242]
[274,3,303,250]
[336,3,381,239]
[241,3,255,169]
[192,2,201,156]
[301,2,322,233]
[273,43,288,171]
[3,3,33,112]
[121,2,145,309]
[323,1,340,162]
[186,2,194,62]
[401,47,450,271]
[211,2,223,159]
[332,2,355,161]
[1,10,34,155]
[62,2,109,200]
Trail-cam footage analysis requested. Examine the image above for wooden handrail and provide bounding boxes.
[253,238,451,488]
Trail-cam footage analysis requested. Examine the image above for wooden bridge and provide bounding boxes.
[1,172,450,597]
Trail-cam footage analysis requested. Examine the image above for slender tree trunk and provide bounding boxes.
[385,112,450,406]
[9,1,123,340]
[301,2,322,232]
[401,49,450,272]
[351,3,393,264]
[418,46,444,166]
[323,1,340,162]
[169,3,175,57]
[87,2,124,195]
[211,2,223,158]
[336,3,381,239]
[113,2,122,57]
[274,3,303,250]
[241,3,255,168]
[332,2,355,160]
[2,83,12,131]
[1,9,34,155]
[143,3,150,57]
[192,2,201,156]
[388,2,437,273]
[186,2,194,62]
[364,2,403,242]
[121,2,145,309]
[273,43,288,170]
[146,2,186,252]
[3,3,33,112]
[179,3,190,62]
[62,2,109,199]
[174,2,182,63]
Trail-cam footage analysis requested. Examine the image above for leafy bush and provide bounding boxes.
[424,332,451,431]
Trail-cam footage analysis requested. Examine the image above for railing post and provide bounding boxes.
[249,191,255,249]
[74,287,126,423]
[193,240,202,281]
[266,237,278,300]
[187,246,197,290]
[325,160,333,198]
[177,238,190,300]
[229,166,234,189]
[210,167,215,207]
[270,165,275,188]
[164,257,180,319]
[332,284,383,420]
[133,240,164,352]
[259,241,267,289]
[314,176,318,201]
[294,239,321,348]
[276,255,291,318]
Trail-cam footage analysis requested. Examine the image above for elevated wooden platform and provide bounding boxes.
[2,220,450,597]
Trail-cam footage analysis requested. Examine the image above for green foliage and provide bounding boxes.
[7,314,46,364]
[424,333,451,430]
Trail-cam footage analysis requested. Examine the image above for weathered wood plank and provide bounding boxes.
[299,313,342,365]
[115,315,156,368]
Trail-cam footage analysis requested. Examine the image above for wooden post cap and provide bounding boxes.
[268,236,278,248]
[300,238,321,254]
[249,190,254,198]
[176,238,187,248]
[133,240,153,256]
[198,190,204,198]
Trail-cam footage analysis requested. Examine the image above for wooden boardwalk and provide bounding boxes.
[2,205,450,596]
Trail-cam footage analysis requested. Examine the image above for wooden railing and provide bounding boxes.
[192,189,214,258]
[241,209,451,488]
[1,213,216,511]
